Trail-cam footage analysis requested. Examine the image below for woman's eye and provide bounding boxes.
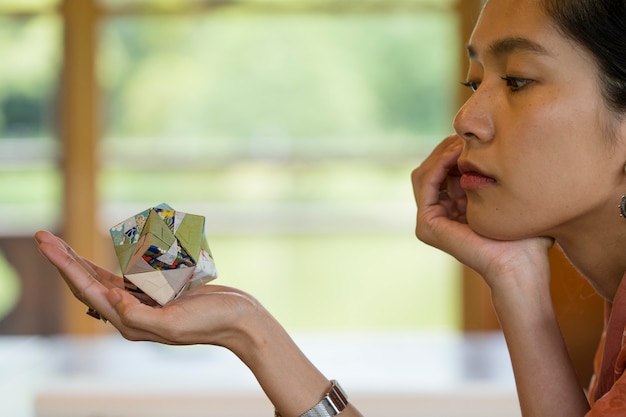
[460,80,480,92]
[501,76,533,92]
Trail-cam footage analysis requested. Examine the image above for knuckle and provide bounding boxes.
[411,165,425,184]
[415,214,440,247]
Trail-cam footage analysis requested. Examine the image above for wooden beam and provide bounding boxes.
[59,0,104,334]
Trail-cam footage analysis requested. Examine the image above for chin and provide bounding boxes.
[466,213,525,241]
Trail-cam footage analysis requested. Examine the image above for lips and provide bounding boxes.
[457,160,496,191]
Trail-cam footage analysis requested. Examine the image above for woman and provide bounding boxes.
[36,0,626,415]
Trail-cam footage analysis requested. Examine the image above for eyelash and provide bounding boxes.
[460,76,533,93]
[460,80,480,92]
[501,76,533,92]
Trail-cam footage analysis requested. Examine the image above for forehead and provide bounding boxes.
[469,0,557,56]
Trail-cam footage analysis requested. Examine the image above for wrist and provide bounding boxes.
[275,380,348,417]
[487,261,552,309]
[219,303,360,417]
[490,276,556,327]
[221,296,277,363]
[224,302,332,416]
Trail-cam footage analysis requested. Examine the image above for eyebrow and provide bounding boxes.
[467,37,552,60]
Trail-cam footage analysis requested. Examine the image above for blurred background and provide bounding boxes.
[0,0,470,334]
[0,1,603,416]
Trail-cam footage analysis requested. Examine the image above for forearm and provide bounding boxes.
[491,281,590,417]
[229,306,363,417]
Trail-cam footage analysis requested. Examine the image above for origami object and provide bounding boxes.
[110,203,218,306]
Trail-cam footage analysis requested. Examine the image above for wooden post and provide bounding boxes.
[59,0,105,334]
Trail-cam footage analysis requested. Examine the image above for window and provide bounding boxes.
[0,1,62,326]
[0,0,464,331]
[99,0,461,330]
[0,2,62,234]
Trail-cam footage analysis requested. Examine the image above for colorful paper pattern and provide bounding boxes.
[110,203,218,305]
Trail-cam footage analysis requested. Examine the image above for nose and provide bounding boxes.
[453,86,495,143]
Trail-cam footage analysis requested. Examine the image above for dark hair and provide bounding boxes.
[541,0,626,113]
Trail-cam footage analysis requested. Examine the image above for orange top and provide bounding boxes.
[586,276,626,416]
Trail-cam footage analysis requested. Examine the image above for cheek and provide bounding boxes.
[465,90,616,239]
[465,154,613,241]
[463,151,576,240]
[461,172,532,239]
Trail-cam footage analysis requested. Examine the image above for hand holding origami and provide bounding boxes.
[35,229,264,348]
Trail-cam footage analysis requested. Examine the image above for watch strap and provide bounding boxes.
[302,380,348,416]
[275,380,348,417]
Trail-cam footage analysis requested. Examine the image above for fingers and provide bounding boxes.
[84,258,124,290]
[35,230,122,324]
[446,175,467,223]
[410,136,474,255]
[35,231,198,343]
[412,135,463,214]
[112,285,258,346]
[104,288,177,344]
[36,232,168,340]
[35,231,96,299]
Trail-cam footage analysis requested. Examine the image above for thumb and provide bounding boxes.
[106,287,139,311]
[107,287,123,304]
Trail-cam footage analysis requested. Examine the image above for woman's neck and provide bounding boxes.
[556,222,626,302]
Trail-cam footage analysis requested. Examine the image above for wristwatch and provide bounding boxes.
[275,380,348,417]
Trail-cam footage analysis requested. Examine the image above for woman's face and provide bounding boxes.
[454,0,626,240]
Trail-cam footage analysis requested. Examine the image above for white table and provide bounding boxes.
[0,331,520,417]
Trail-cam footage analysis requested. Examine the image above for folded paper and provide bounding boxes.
[110,203,218,305]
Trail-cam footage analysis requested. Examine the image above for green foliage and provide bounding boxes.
[215,233,461,330]
[0,2,462,330]
[0,16,60,138]
[99,12,458,158]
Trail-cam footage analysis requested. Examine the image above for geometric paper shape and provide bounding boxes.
[110,203,218,305]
